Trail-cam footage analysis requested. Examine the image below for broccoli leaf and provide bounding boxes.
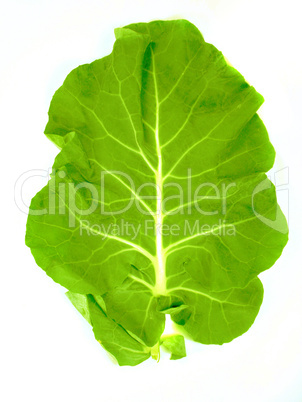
[26,19,288,366]
[67,292,151,365]
[160,334,186,360]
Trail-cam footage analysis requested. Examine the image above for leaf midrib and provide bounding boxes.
[151,47,166,295]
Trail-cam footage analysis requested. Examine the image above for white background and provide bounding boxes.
[1,0,301,401]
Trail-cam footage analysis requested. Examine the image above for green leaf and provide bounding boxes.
[169,277,264,344]
[26,19,288,365]
[68,292,151,366]
[160,334,186,360]
[102,274,165,347]
[66,291,93,325]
